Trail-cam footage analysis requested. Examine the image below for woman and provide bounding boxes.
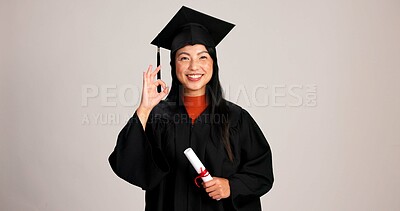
[109,6,274,211]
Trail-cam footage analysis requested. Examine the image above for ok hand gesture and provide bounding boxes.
[137,65,169,128]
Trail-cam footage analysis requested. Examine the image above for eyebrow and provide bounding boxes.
[177,50,209,57]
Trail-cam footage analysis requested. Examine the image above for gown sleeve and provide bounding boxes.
[108,111,170,190]
[228,109,274,209]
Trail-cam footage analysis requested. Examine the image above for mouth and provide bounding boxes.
[186,74,203,81]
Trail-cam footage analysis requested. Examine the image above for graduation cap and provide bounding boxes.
[151,6,235,92]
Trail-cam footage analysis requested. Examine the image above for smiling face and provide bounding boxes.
[175,44,213,96]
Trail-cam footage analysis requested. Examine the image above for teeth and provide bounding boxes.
[187,74,202,79]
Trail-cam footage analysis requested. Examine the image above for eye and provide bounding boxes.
[178,56,189,61]
[200,55,208,60]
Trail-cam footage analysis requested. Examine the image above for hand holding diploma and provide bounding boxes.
[184,148,213,185]
[202,177,230,200]
[184,148,231,200]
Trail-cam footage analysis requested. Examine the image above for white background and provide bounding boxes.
[1,0,399,210]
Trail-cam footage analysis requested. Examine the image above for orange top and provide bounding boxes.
[183,95,208,124]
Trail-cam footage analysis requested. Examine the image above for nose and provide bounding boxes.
[189,60,199,71]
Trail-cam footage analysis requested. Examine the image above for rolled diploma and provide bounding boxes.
[184,148,213,183]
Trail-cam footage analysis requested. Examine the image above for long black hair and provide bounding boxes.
[166,45,234,161]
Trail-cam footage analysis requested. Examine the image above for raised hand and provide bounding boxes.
[137,65,169,129]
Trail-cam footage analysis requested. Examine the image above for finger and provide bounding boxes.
[152,81,166,94]
[145,65,153,82]
[205,178,221,189]
[213,195,221,200]
[156,88,169,102]
[150,65,161,79]
[209,192,222,200]
[203,180,216,188]
[205,185,219,193]
[159,86,169,98]
[208,192,222,200]
[142,72,151,92]
[143,66,150,84]
[147,65,153,75]
[208,189,219,197]
[163,86,169,95]
[154,79,167,88]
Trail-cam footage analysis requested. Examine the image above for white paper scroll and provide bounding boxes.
[184,148,213,183]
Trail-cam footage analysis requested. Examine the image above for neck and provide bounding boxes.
[183,94,208,124]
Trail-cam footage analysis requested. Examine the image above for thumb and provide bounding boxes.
[156,87,169,101]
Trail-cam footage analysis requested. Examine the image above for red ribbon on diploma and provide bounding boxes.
[194,167,209,187]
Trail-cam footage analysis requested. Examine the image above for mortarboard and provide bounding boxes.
[150,6,235,92]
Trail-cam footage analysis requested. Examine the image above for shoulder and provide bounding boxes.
[149,100,177,122]
[225,100,247,126]
[152,100,174,114]
[225,100,259,126]
[225,100,241,113]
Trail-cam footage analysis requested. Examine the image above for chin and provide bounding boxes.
[183,85,206,95]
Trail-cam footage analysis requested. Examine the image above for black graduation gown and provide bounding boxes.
[109,100,274,211]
